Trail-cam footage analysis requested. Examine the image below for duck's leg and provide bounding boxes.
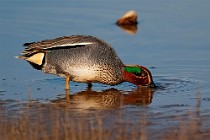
[65,76,71,102]
[87,82,92,92]
[87,82,92,88]
[65,76,70,90]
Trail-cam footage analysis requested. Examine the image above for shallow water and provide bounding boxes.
[0,0,210,139]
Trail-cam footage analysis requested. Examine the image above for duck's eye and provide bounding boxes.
[134,70,147,77]
[133,72,142,76]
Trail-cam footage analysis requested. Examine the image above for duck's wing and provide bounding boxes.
[21,35,97,56]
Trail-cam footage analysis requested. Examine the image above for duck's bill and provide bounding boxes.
[148,82,157,88]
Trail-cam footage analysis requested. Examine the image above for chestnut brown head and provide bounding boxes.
[122,65,156,88]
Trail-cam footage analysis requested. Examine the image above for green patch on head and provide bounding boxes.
[124,66,142,76]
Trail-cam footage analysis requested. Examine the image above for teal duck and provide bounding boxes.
[17,35,155,89]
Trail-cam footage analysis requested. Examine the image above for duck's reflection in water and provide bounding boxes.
[51,87,154,109]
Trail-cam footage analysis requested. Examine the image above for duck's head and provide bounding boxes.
[122,65,156,88]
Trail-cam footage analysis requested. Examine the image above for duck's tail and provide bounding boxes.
[16,52,45,66]
[15,55,27,60]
